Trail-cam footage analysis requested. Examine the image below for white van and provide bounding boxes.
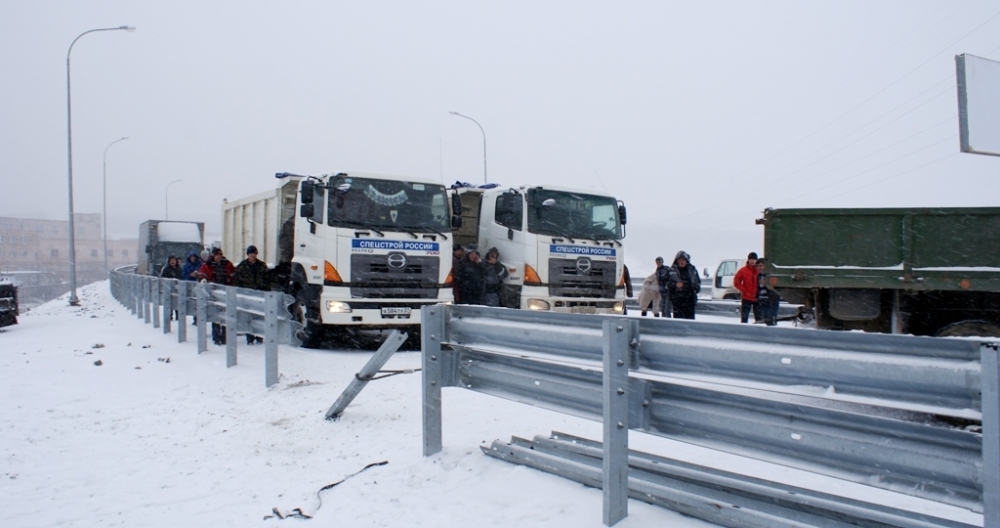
[711,259,745,300]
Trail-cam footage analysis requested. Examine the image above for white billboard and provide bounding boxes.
[956,53,1000,157]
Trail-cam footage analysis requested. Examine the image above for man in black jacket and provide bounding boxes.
[455,244,485,305]
[234,245,269,344]
[667,251,701,320]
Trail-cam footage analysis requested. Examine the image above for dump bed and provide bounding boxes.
[221,179,299,266]
[760,207,1000,292]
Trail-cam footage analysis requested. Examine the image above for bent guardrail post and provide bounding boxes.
[176,281,188,343]
[325,329,408,420]
[265,291,280,387]
[602,319,631,527]
[984,343,1000,528]
[422,305,446,456]
[196,283,208,353]
[226,287,237,367]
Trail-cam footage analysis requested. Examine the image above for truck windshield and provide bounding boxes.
[326,176,450,232]
[526,189,622,240]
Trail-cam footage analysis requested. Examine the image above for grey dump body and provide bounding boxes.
[137,220,206,276]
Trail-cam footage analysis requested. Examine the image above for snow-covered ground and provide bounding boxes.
[0,281,981,527]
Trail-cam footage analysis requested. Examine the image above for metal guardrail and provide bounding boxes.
[421,304,998,527]
[109,268,300,387]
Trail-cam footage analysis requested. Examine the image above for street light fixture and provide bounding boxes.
[165,180,183,220]
[449,111,487,184]
[66,25,136,306]
[102,136,128,272]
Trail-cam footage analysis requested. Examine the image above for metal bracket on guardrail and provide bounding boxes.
[983,343,1000,528]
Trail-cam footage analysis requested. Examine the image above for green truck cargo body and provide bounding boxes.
[759,207,1000,336]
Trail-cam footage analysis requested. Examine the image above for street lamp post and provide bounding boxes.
[165,180,182,220]
[449,111,487,184]
[66,25,136,306]
[102,136,128,272]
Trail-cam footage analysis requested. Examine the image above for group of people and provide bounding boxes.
[158,245,271,345]
[451,244,508,307]
[637,251,702,320]
[733,251,780,326]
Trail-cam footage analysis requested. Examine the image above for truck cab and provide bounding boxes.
[451,184,627,314]
[711,259,745,300]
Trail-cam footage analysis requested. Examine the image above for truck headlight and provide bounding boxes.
[527,299,550,311]
[326,301,352,313]
[612,301,625,313]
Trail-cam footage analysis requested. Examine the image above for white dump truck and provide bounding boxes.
[451,184,627,314]
[223,171,457,347]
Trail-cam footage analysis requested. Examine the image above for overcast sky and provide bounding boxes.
[2,1,998,273]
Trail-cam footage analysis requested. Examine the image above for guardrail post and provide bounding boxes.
[152,278,161,329]
[226,287,237,367]
[422,305,445,456]
[162,280,172,334]
[983,344,1000,528]
[326,330,408,419]
[602,319,630,526]
[265,291,279,387]
[196,283,208,354]
[134,275,141,318]
[176,281,188,343]
[143,277,151,324]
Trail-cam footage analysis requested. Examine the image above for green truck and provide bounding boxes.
[757,207,1000,337]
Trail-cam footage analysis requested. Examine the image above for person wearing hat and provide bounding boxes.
[235,245,270,344]
[733,251,760,323]
[654,256,672,318]
[455,244,485,305]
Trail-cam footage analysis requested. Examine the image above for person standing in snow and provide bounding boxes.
[234,245,270,344]
[455,244,485,305]
[733,251,760,324]
[198,248,235,345]
[450,244,465,304]
[181,251,203,282]
[481,247,509,307]
[654,256,672,318]
[667,251,700,320]
[159,256,183,280]
[638,270,661,317]
[755,259,780,326]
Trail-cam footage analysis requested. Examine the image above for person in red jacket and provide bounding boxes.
[733,251,760,323]
[197,248,236,344]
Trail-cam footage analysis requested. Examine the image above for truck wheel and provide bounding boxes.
[291,298,323,349]
[935,320,1000,338]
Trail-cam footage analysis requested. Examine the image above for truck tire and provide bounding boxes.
[935,320,1000,338]
[291,294,324,349]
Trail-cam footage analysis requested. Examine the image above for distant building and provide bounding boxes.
[0,214,138,304]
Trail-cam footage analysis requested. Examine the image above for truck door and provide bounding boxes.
[293,180,327,285]
[713,259,740,299]
[485,191,524,282]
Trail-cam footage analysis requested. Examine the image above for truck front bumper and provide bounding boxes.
[318,291,451,326]
[519,286,625,315]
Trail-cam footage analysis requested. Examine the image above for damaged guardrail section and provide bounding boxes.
[421,304,998,528]
[109,267,300,387]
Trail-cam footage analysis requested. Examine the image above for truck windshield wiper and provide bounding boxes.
[412,222,449,240]
[332,219,385,237]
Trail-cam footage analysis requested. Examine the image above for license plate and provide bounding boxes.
[381,307,412,316]
[570,306,597,314]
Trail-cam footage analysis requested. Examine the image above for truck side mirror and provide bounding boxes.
[299,203,315,218]
[451,215,462,229]
[300,181,315,204]
[618,204,627,225]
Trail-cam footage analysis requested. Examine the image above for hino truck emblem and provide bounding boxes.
[387,252,407,269]
[576,257,592,273]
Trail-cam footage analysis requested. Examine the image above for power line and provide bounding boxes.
[800,152,960,207]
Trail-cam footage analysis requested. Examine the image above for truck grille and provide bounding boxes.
[548,258,616,298]
[350,254,441,299]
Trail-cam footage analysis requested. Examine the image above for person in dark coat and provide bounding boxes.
[159,255,183,279]
[756,259,780,326]
[455,244,485,305]
[481,247,509,307]
[234,245,270,344]
[198,248,236,345]
[654,256,672,318]
[181,251,203,282]
[667,251,701,320]
[450,244,465,304]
